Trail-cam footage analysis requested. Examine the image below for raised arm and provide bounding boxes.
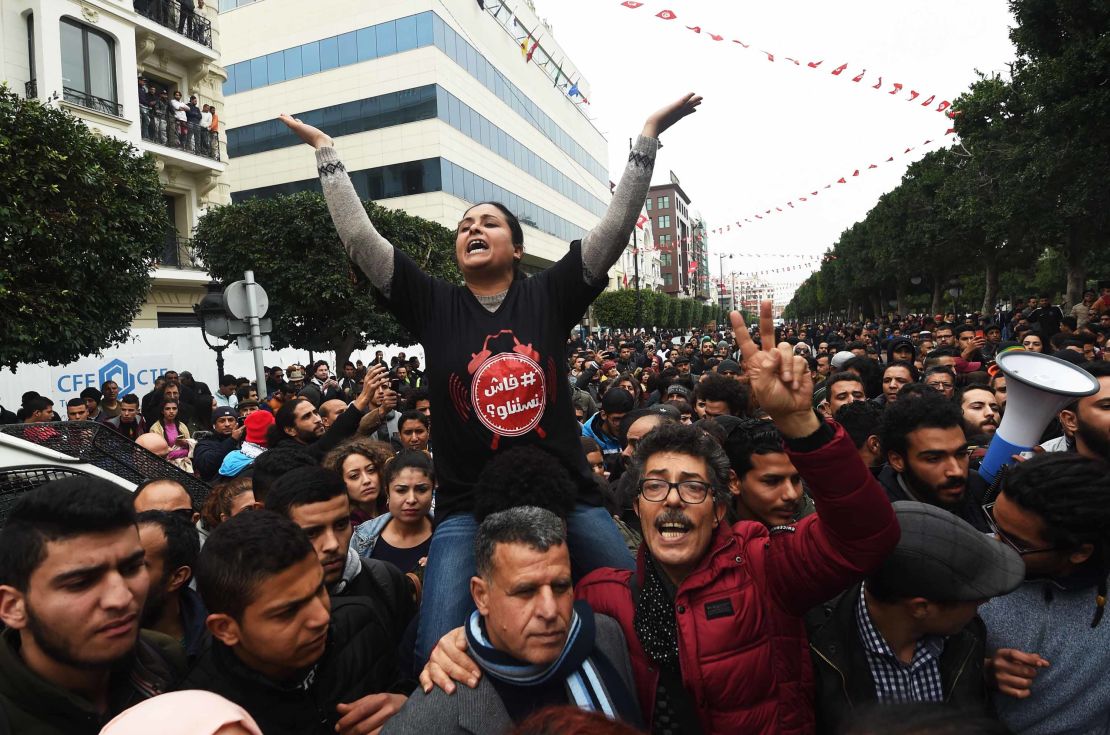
[730,302,900,615]
[279,113,396,295]
[581,94,702,285]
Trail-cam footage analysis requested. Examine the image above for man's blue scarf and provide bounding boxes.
[465,600,638,723]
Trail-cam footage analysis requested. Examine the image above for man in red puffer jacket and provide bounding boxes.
[576,304,900,735]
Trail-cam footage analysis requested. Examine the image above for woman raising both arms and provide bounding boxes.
[279,93,703,663]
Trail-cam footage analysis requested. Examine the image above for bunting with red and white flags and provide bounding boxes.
[617,1,956,119]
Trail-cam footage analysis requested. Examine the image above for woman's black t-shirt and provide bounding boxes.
[385,242,604,520]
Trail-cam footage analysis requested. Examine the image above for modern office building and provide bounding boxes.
[647,176,708,301]
[218,0,618,278]
[3,0,231,327]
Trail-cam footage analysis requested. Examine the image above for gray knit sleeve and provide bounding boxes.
[581,135,660,286]
[316,146,395,296]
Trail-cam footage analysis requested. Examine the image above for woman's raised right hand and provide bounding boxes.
[278,112,333,150]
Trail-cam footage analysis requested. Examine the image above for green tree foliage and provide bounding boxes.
[193,191,459,367]
[0,86,166,369]
[785,0,1109,320]
[594,289,710,330]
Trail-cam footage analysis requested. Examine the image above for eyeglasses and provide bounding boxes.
[638,478,712,504]
[982,503,1057,556]
[926,381,954,390]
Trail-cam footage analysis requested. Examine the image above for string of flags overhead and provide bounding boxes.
[617,1,958,120]
[479,1,592,105]
[708,135,952,235]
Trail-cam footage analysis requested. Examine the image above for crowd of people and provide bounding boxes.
[1,298,1108,734]
[2,93,1109,733]
[139,76,220,158]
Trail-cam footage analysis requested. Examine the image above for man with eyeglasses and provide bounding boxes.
[132,478,199,526]
[574,304,900,734]
[979,453,1110,735]
[923,366,956,399]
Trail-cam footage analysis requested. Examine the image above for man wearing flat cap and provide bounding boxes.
[807,501,1024,732]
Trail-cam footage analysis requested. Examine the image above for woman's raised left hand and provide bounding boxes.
[642,93,703,139]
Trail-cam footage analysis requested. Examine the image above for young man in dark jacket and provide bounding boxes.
[0,477,184,733]
[807,501,1023,732]
[185,510,406,735]
[193,406,243,481]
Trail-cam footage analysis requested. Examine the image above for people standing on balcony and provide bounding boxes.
[138,77,152,140]
[208,102,219,157]
[171,90,188,149]
[178,0,195,39]
[186,95,202,154]
[156,89,173,145]
[200,104,213,157]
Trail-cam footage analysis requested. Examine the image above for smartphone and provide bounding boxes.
[975,330,985,339]
[390,379,403,393]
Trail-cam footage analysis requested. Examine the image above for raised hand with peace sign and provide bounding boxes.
[730,300,821,439]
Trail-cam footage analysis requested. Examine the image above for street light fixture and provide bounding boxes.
[192,280,233,379]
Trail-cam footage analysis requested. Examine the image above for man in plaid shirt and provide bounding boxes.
[807,501,1024,732]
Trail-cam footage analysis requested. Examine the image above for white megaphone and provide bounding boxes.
[979,349,1100,483]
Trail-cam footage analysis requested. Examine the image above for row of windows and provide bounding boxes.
[224,84,607,217]
[224,13,431,94]
[232,157,588,243]
[435,87,605,217]
[227,85,438,158]
[222,12,608,186]
[216,0,261,10]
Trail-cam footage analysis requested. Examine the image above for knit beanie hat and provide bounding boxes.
[245,410,275,445]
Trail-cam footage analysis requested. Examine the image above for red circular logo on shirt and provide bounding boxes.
[471,352,547,437]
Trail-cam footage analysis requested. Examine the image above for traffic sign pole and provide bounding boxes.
[243,270,268,394]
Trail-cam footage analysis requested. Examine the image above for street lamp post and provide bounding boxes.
[192,281,233,380]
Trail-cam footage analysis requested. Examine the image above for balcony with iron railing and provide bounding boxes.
[133,0,214,49]
[63,87,124,117]
[159,232,205,271]
[140,114,221,162]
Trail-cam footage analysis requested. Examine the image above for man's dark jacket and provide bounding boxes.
[0,628,184,734]
[270,402,366,460]
[876,464,989,533]
[807,583,990,734]
[182,598,401,735]
[194,432,240,481]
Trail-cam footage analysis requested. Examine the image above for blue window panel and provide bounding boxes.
[360,95,381,123]
[464,42,477,76]
[319,37,339,70]
[463,169,476,202]
[396,15,418,52]
[451,161,464,199]
[237,62,253,93]
[480,116,491,149]
[376,20,397,56]
[432,13,445,49]
[449,94,461,129]
[417,12,434,46]
[266,51,285,84]
[435,85,449,120]
[249,56,268,87]
[223,75,235,95]
[356,27,376,61]
[283,47,302,79]
[338,31,358,66]
[459,101,472,137]
[302,41,321,74]
[443,24,457,62]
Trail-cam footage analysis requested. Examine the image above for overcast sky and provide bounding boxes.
[531,0,1017,302]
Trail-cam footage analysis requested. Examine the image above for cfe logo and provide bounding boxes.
[99,359,135,396]
[471,352,546,438]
